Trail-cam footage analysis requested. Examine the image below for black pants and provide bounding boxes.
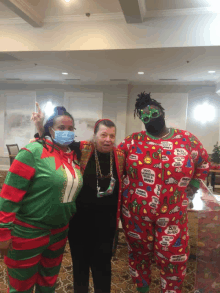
[68,208,117,293]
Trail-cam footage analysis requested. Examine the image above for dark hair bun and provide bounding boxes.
[43,106,74,137]
[136,92,152,109]
[134,92,165,118]
[53,106,67,115]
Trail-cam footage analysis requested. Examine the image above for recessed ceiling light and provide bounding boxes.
[62,72,68,75]
[65,0,70,2]
[138,72,144,75]
[208,71,216,73]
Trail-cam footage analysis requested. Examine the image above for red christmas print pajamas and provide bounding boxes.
[118,129,210,293]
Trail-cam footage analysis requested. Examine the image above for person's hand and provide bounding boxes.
[0,239,12,256]
[31,102,44,125]
[29,138,37,143]
[31,102,45,137]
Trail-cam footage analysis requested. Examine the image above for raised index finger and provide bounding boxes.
[36,102,42,114]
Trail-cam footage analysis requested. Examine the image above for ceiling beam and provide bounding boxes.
[118,0,147,23]
[0,0,43,27]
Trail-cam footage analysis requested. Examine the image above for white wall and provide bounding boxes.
[127,84,220,154]
[187,86,220,154]
[3,91,36,155]
[0,94,6,157]
[0,83,219,157]
[65,92,103,142]
[0,83,128,156]
[36,89,65,121]
[126,84,188,136]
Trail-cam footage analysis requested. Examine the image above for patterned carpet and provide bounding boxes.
[0,212,198,293]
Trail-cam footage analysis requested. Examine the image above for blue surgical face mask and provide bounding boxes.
[52,128,75,146]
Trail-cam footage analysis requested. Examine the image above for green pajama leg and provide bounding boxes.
[8,283,34,293]
[35,228,68,293]
[5,223,68,293]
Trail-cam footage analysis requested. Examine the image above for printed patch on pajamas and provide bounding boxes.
[161,277,167,289]
[169,206,180,214]
[129,154,138,160]
[161,141,173,150]
[199,162,209,169]
[154,184,162,196]
[160,235,174,247]
[127,231,141,239]
[172,157,185,167]
[141,168,155,185]
[156,217,169,227]
[135,188,148,197]
[149,196,160,209]
[129,266,139,277]
[122,205,131,218]
[174,148,188,156]
[182,200,188,206]
[170,254,187,262]
[178,177,191,187]
[123,176,130,185]
[162,155,169,161]
[165,225,180,235]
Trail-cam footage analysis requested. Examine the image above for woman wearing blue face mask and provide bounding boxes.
[31,104,126,293]
[45,107,76,148]
[0,106,83,293]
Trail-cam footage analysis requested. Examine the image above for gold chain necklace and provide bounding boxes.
[94,148,116,198]
[160,128,170,138]
[94,148,113,179]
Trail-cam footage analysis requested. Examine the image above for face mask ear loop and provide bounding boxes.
[50,140,55,153]
[51,127,55,140]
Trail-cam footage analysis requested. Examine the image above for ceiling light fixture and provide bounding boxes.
[208,71,216,74]
[138,72,144,75]
[65,0,70,2]
[62,72,68,75]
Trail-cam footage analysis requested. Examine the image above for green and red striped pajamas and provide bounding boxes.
[0,139,83,292]
[5,220,69,293]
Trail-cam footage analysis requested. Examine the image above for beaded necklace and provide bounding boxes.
[94,148,116,198]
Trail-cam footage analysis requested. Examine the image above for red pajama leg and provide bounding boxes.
[35,224,69,293]
[5,223,50,293]
[154,204,190,293]
[122,202,155,292]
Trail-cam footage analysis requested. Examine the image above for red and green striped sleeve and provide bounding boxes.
[0,148,35,241]
[188,133,210,188]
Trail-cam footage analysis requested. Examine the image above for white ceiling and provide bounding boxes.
[0,2,17,18]
[43,0,122,16]
[0,0,122,18]
[1,0,220,86]
[0,46,220,85]
[145,0,216,11]
[0,0,218,19]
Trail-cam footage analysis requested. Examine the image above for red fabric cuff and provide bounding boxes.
[0,228,11,241]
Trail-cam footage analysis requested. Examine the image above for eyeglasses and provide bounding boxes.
[140,106,161,124]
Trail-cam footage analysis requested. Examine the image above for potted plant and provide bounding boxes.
[211,142,220,169]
